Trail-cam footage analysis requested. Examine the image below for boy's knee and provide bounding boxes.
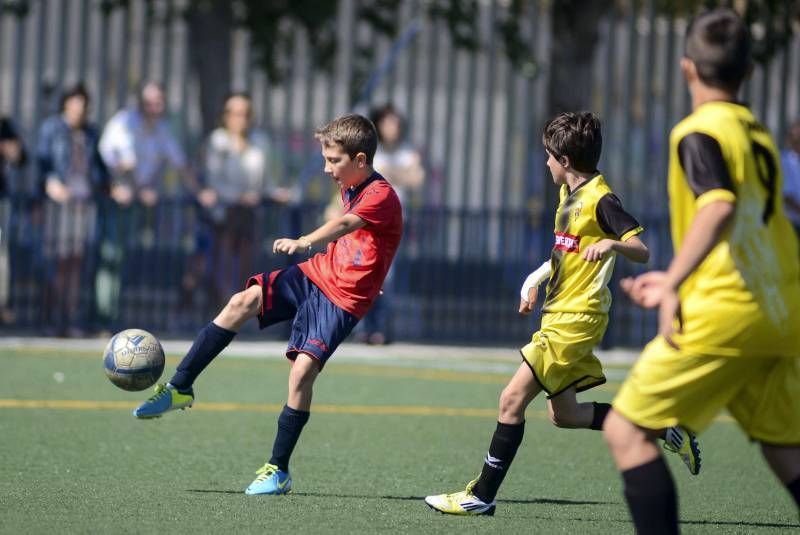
[498,386,526,422]
[226,287,261,318]
[548,405,580,428]
[603,410,641,451]
[288,355,320,390]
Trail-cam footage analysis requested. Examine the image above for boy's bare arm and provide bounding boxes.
[582,235,650,264]
[273,213,367,255]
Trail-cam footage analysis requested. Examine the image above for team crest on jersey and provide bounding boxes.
[573,202,583,220]
[554,231,580,253]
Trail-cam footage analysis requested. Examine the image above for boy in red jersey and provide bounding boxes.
[133,114,403,495]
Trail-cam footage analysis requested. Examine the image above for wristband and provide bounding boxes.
[298,236,312,254]
[520,261,551,301]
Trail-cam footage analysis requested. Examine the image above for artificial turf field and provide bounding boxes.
[1,345,797,534]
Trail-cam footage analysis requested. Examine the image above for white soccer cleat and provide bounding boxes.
[424,478,496,516]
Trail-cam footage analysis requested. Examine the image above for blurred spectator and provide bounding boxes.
[99,81,199,205]
[0,116,27,325]
[36,84,109,336]
[187,92,291,312]
[96,82,209,330]
[782,119,800,239]
[353,104,425,345]
[370,103,425,206]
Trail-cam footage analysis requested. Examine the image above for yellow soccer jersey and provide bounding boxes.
[543,174,643,315]
[667,101,800,358]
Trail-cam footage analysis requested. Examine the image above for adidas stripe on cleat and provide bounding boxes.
[424,478,496,516]
[664,426,701,475]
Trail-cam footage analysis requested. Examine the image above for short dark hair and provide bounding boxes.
[314,113,378,164]
[542,112,602,173]
[369,103,403,144]
[60,83,90,111]
[685,8,751,93]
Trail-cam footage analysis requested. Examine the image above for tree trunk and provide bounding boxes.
[540,0,613,210]
[187,2,234,134]
[547,0,612,114]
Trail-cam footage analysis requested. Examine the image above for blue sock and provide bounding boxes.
[269,405,311,472]
[169,322,235,391]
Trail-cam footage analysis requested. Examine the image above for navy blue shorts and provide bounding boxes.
[247,265,359,368]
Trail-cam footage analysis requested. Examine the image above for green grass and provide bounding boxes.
[0,347,796,534]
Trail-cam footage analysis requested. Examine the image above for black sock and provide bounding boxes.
[269,405,311,472]
[788,477,800,508]
[471,421,525,503]
[590,402,611,430]
[169,322,235,391]
[622,457,679,535]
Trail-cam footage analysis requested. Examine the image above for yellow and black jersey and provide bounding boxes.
[667,100,800,358]
[543,174,643,315]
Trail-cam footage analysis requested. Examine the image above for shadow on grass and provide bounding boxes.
[186,490,798,528]
[186,489,610,506]
[681,519,799,529]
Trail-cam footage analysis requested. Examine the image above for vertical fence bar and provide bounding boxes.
[178,6,190,142]
[479,1,497,209]
[440,32,457,209]
[777,41,791,142]
[140,0,154,82]
[758,58,770,123]
[161,0,174,94]
[600,11,616,175]
[403,0,419,125]
[422,17,439,206]
[11,6,27,124]
[55,0,69,88]
[659,11,675,181]
[618,0,638,199]
[33,0,50,130]
[77,0,90,80]
[0,10,5,110]
[116,1,132,110]
[96,2,110,126]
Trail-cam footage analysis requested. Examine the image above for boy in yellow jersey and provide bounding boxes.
[425,112,699,517]
[604,8,800,533]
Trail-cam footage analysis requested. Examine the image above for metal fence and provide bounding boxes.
[0,195,672,345]
[1,0,798,346]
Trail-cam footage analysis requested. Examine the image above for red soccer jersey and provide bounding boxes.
[299,173,403,318]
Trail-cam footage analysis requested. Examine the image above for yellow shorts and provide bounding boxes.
[613,337,800,444]
[520,312,608,398]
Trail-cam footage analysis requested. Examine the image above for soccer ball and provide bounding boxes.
[103,329,165,391]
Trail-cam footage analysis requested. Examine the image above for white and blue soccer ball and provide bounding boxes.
[103,329,165,391]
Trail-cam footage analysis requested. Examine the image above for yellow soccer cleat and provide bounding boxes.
[664,426,701,475]
[424,478,496,516]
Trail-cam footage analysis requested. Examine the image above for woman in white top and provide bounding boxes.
[195,93,291,311]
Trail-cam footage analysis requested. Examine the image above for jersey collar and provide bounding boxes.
[568,172,601,195]
[345,172,383,203]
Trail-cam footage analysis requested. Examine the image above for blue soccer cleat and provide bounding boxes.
[133,383,194,419]
[245,463,292,495]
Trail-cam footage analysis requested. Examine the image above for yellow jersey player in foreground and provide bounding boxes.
[425,112,699,517]
[604,8,800,533]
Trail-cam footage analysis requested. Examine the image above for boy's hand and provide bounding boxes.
[582,239,615,262]
[621,271,682,348]
[518,286,537,315]
[273,238,308,255]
